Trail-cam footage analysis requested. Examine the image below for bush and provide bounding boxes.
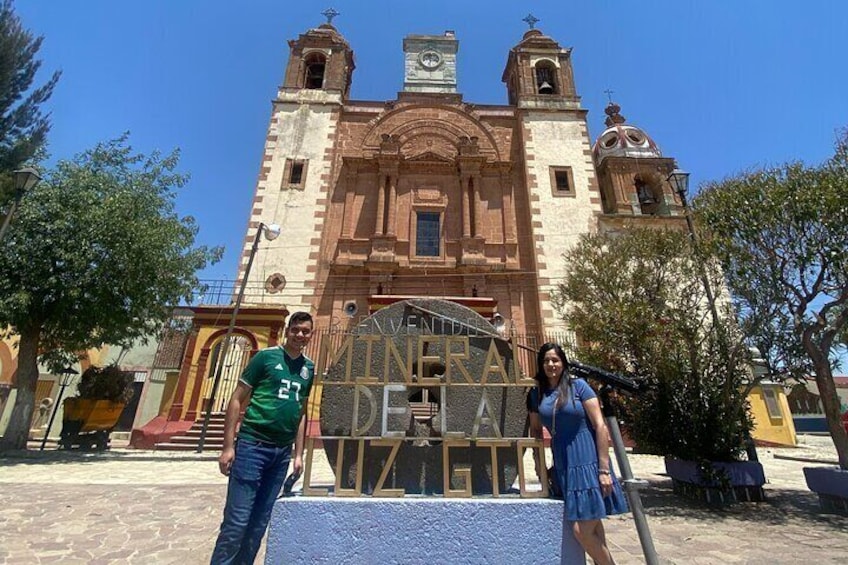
[621,324,752,462]
[76,365,134,404]
[553,228,753,463]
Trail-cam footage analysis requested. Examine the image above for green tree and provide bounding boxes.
[696,130,848,469]
[0,0,60,205]
[552,228,752,462]
[0,136,221,450]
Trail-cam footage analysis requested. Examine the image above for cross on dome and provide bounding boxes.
[522,14,539,29]
[322,7,340,24]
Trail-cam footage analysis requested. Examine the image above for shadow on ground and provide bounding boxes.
[640,477,848,528]
[0,448,216,466]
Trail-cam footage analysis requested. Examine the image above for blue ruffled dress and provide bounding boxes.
[533,378,629,521]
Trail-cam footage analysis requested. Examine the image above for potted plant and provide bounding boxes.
[60,365,133,450]
[800,404,848,515]
[553,228,765,505]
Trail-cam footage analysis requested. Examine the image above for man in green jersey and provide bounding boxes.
[211,311,314,565]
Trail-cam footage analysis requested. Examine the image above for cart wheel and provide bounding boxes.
[95,431,109,451]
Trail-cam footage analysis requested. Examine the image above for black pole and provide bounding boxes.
[0,196,20,243]
[196,225,265,453]
[40,381,68,451]
[599,385,659,565]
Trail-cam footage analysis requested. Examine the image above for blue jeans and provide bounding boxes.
[211,439,292,565]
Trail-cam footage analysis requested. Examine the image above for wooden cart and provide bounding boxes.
[59,398,125,451]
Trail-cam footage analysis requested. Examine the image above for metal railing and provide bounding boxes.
[188,279,279,307]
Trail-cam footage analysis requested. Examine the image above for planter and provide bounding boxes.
[63,398,125,431]
[60,398,126,450]
[665,457,766,505]
[803,466,848,515]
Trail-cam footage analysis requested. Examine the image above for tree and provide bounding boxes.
[696,130,848,469]
[552,228,752,462]
[0,136,221,450]
[0,0,60,205]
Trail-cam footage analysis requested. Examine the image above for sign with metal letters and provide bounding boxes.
[301,299,549,498]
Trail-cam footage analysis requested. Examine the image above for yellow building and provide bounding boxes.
[748,381,797,447]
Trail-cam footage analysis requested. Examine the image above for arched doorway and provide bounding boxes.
[202,334,254,413]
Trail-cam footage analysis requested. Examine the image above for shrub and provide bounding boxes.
[76,365,134,404]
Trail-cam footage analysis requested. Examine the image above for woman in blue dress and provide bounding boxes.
[528,343,628,565]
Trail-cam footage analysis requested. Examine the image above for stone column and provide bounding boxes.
[471,173,482,238]
[386,173,398,237]
[461,174,472,238]
[499,165,516,243]
[375,174,386,236]
[341,163,359,238]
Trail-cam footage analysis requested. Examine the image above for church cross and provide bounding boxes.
[322,7,340,24]
[522,14,539,29]
[604,89,615,103]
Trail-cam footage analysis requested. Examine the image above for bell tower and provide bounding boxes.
[238,15,354,316]
[505,18,602,333]
[592,101,684,226]
[502,25,579,109]
[281,21,355,101]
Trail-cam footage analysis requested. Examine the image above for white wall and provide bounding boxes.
[521,111,601,331]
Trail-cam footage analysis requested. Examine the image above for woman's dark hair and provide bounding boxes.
[534,342,572,409]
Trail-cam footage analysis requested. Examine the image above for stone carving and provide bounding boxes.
[401,134,457,161]
[414,186,443,203]
[363,107,501,160]
[380,134,401,154]
[458,135,480,156]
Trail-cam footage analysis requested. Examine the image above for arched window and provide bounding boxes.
[534,61,557,95]
[303,52,327,89]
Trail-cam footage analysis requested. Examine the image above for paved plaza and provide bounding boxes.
[0,435,846,564]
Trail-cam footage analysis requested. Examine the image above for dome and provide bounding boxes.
[592,102,661,165]
[301,23,351,49]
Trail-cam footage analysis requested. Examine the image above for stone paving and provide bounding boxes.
[0,435,846,564]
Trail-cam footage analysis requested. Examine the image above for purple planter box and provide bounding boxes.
[803,466,848,497]
[804,466,848,515]
[664,458,766,504]
[664,458,766,486]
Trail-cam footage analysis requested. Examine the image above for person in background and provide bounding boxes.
[210,311,315,565]
[527,342,628,565]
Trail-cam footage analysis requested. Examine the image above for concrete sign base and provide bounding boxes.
[266,497,586,564]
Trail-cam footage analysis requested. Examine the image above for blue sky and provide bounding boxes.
[15,0,848,281]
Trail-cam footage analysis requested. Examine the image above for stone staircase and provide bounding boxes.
[154,412,226,451]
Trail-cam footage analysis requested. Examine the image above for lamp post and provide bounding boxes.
[0,167,41,242]
[196,222,281,453]
[40,366,79,451]
[668,168,721,329]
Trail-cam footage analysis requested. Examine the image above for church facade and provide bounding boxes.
[237,21,688,336]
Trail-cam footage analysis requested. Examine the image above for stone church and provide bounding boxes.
[132,18,690,447]
[239,20,685,336]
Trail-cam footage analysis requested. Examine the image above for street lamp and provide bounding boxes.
[0,167,42,242]
[196,222,281,452]
[667,168,721,329]
[40,366,79,451]
[668,168,694,232]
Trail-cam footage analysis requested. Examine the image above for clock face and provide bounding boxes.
[418,49,442,70]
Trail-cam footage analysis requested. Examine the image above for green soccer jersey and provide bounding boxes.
[237,346,314,447]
